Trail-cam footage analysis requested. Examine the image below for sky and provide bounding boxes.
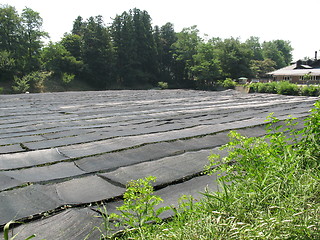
[2,0,320,61]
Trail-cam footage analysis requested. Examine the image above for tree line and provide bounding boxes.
[0,5,294,92]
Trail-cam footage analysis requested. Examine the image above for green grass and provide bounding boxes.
[98,101,320,239]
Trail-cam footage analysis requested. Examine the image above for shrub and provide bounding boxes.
[157,81,168,89]
[12,71,50,93]
[257,82,268,93]
[62,72,75,84]
[110,176,170,237]
[0,87,3,94]
[275,81,299,95]
[204,102,320,239]
[264,82,277,93]
[221,78,236,89]
[301,85,320,96]
[248,82,258,93]
[12,76,30,93]
[249,81,300,96]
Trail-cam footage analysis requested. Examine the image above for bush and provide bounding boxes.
[12,71,50,93]
[275,81,299,95]
[12,76,30,93]
[301,85,320,96]
[204,102,320,239]
[221,78,236,89]
[264,82,277,93]
[0,87,3,94]
[62,72,75,84]
[249,81,300,96]
[248,82,258,93]
[257,82,267,93]
[157,81,168,89]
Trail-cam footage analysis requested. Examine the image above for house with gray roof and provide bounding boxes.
[268,52,320,84]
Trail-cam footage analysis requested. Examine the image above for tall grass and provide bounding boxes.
[109,101,320,239]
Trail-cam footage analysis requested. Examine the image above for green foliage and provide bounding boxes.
[250,58,276,78]
[111,8,158,88]
[41,42,83,75]
[275,81,299,95]
[28,71,50,92]
[81,15,114,89]
[110,176,170,233]
[203,103,320,239]
[191,42,222,88]
[21,7,48,72]
[3,221,36,240]
[249,81,304,96]
[60,34,82,60]
[12,71,50,93]
[12,75,30,93]
[301,85,320,96]
[85,205,114,240]
[214,37,253,79]
[155,22,177,85]
[262,40,293,69]
[0,50,15,73]
[0,87,3,93]
[157,81,168,89]
[0,5,47,79]
[171,25,201,87]
[220,78,236,89]
[299,101,320,166]
[62,72,75,84]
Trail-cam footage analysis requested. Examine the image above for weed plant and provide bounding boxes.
[2,221,36,240]
[109,101,319,239]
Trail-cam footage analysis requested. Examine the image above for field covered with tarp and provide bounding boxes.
[0,90,318,239]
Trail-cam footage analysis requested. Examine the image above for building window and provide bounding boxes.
[300,75,320,81]
[283,76,291,81]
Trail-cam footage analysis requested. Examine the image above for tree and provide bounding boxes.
[21,7,48,72]
[111,8,158,88]
[111,11,134,86]
[41,42,82,77]
[250,58,276,78]
[81,15,114,89]
[72,16,85,36]
[191,42,221,88]
[0,5,22,79]
[0,5,21,53]
[215,37,253,79]
[60,34,82,61]
[273,40,293,66]
[245,36,263,60]
[172,25,201,88]
[262,40,293,69]
[0,50,15,81]
[154,22,177,86]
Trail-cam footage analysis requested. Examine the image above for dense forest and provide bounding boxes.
[0,5,294,92]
